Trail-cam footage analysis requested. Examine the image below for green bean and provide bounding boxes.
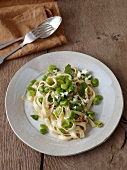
[65,76,69,81]
[96,95,103,100]
[40,124,48,129]
[30,115,39,120]
[54,107,62,116]
[56,87,61,94]
[68,86,73,92]
[26,86,35,92]
[29,80,36,86]
[67,118,75,122]
[59,128,66,133]
[58,76,65,80]
[91,78,99,87]
[62,121,73,128]
[69,110,75,118]
[61,84,68,90]
[57,79,65,85]
[66,79,72,86]
[42,74,47,81]
[87,110,95,115]
[95,121,103,128]
[60,100,68,106]
[48,65,56,72]
[46,78,54,85]
[93,97,100,105]
[40,124,48,134]
[40,129,48,134]
[88,115,95,121]
[29,90,35,96]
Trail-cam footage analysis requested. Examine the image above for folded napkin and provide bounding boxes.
[0,0,67,60]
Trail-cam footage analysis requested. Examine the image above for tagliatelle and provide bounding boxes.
[23,64,102,140]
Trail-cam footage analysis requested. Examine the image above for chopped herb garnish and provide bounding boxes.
[79,82,87,97]
[30,115,39,120]
[64,64,74,77]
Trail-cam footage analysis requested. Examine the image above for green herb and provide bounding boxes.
[30,115,39,120]
[64,64,74,77]
[79,82,87,97]
[75,106,83,112]
[40,124,48,134]
[48,95,53,102]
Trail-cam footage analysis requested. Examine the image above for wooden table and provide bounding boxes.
[1,0,127,169]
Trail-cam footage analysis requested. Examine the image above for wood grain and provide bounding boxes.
[0,51,46,170]
[43,0,127,170]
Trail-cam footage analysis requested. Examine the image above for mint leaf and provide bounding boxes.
[64,64,74,77]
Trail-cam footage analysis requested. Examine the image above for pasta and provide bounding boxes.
[23,64,103,140]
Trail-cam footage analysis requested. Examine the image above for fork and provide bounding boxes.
[0,23,54,64]
[0,23,52,50]
[0,16,62,50]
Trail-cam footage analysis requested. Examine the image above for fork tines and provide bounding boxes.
[32,22,54,38]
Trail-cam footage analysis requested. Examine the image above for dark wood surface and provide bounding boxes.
[0,0,127,170]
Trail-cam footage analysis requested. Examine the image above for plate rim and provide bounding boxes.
[5,51,124,156]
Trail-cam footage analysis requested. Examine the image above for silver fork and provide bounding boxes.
[0,23,53,49]
[0,16,62,50]
[0,16,62,64]
[0,24,54,64]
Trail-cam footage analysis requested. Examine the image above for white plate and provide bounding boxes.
[5,51,123,156]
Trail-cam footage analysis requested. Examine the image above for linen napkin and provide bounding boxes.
[0,0,67,60]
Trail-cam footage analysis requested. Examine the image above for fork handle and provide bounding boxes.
[0,36,24,50]
[1,43,24,63]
